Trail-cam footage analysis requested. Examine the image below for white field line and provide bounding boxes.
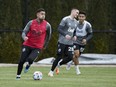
[0,63,116,67]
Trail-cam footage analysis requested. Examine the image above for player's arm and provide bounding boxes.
[58,18,67,36]
[86,23,93,42]
[58,25,67,36]
[58,25,71,40]
[72,29,77,41]
[58,17,71,40]
[22,20,32,41]
[82,23,93,45]
[43,22,52,49]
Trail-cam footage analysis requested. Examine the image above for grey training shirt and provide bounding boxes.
[74,20,93,45]
[58,16,77,45]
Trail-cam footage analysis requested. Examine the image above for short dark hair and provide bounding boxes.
[71,8,78,11]
[36,8,45,13]
[79,11,86,16]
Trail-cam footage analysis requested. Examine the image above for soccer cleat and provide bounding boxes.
[66,61,73,70]
[75,65,81,75]
[66,63,71,70]
[24,63,30,73]
[55,68,59,75]
[16,75,21,80]
[76,68,81,75]
[48,71,54,77]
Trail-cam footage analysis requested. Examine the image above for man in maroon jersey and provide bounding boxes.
[16,8,52,80]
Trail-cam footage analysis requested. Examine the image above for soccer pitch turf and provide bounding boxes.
[0,65,116,87]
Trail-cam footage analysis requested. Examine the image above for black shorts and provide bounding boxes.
[20,45,41,63]
[57,42,74,57]
[73,44,85,53]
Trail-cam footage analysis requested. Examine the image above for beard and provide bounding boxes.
[36,18,44,23]
[39,18,44,22]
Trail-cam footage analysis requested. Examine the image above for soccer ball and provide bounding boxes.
[33,71,43,80]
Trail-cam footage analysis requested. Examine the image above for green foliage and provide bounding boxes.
[0,0,116,63]
[0,0,23,29]
[0,33,22,63]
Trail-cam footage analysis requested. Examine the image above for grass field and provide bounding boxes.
[0,65,116,87]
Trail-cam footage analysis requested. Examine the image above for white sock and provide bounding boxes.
[57,63,60,68]
[75,65,80,71]
[17,75,21,77]
[67,60,73,65]
[50,70,54,74]
[57,60,62,68]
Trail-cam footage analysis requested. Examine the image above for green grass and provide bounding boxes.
[0,66,116,87]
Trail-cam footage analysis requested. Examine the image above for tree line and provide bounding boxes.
[0,0,116,63]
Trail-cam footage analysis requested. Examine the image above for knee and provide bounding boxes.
[28,58,33,65]
[68,54,73,60]
[74,52,80,58]
[18,60,25,65]
[19,58,25,64]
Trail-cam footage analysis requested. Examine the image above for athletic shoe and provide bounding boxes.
[55,68,59,75]
[76,68,81,75]
[66,63,71,70]
[48,71,54,77]
[16,75,21,80]
[24,63,30,73]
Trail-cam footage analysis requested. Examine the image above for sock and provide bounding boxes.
[67,60,73,65]
[50,70,54,74]
[75,65,79,71]
[57,61,61,68]
[16,75,21,77]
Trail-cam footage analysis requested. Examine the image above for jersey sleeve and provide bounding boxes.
[58,17,67,36]
[86,23,93,33]
[43,22,52,49]
[86,23,93,41]
[22,20,32,40]
[59,17,67,26]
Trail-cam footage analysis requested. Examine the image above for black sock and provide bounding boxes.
[60,57,72,65]
[17,62,24,75]
[51,57,61,71]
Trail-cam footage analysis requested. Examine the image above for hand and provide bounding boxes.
[73,36,77,41]
[24,36,28,41]
[65,35,71,40]
[82,39,87,45]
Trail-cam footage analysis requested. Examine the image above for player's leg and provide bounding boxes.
[55,51,68,74]
[24,48,40,73]
[66,60,73,70]
[59,45,74,66]
[16,46,31,79]
[66,44,76,70]
[55,45,73,74]
[73,49,81,75]
[73,44,85,75]
[48,43,65,77]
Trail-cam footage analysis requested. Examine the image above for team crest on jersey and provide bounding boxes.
[58,48,61,52]
[73,45,76,49]
[22,48,26,52]
[68,23,71,26]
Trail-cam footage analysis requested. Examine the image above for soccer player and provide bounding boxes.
[66,11,93,75]
[48,8,79,77]
[16,8,52,79]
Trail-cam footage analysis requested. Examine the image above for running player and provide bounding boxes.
[16,8,52,80]
[66,11,93,75]
[48,8,79,77]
